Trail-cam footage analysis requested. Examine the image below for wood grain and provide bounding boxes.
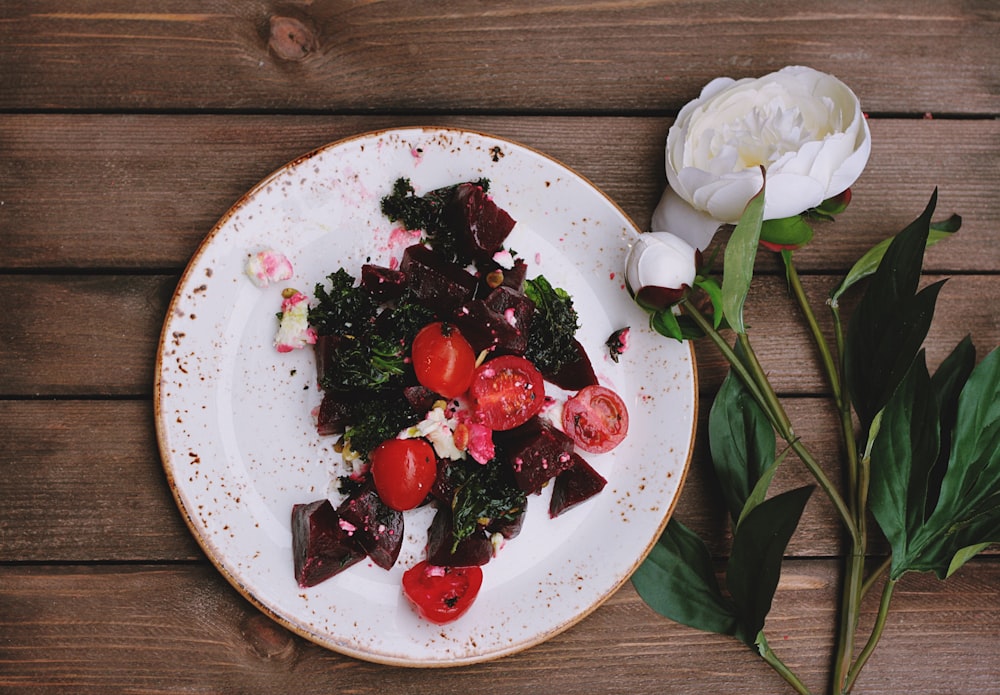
[1,560,997,694]
[1,115,998,273]
[1,1,997,114]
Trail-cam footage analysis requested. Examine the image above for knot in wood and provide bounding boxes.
[240,614,298,664]
[268,15,318,62]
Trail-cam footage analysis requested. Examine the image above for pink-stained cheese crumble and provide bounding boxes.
[245,249,294,288]
[274,289,317,353]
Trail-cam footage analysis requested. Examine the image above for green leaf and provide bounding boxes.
[920,346,1000,570]
[721,176,766,334]
[726,486,814,645]
[868,353,942,578]
[830,210,959,304]
[926,336,977,509]
[694,276,725,328]
[650,307,683,341]
[844,190,945,433]
[947,542,993,578]
[871,346,1000,579]
[708,365,777,523]
[737,449,790,529]
[632,518,738,636]
[759,215,814,248]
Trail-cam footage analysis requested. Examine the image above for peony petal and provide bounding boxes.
[650,187,723,250]
[764,172,826,219]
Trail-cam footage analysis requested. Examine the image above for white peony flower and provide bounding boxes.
[653,65,871,249]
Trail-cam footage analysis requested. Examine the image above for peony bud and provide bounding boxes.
[625,232,698,311]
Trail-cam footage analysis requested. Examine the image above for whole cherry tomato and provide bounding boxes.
[561,384,629,453]
[370,438,437,511]
[401,560,484,624]
[410,322,477,399]
[468,355,546,431]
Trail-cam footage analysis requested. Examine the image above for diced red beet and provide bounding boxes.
[485,285,533,327]
[291,499,366,588]
[543,339,599,391]
[486,508,525,541]
[425,506,494,567]
[316,390,352,436]
[446,183,517,262]
[499,417,576,494]
[452,299,527,357]
[476,258,529,296]
[403,384,438,413]
[337,487,404,570]
[360,263,408,303]
[400,244,479,312]
[313,334,342,386]
[548,453,608,518]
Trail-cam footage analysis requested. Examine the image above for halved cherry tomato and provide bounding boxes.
[410,322,477,399]
[561,384,629,453]
[468,355,545,431]
[370,438,437,511]
[401,560,483,624]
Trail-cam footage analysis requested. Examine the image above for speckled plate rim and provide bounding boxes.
[154,126,698,667]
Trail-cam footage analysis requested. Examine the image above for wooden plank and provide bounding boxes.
[0,400,200,562]
[0,560,997,693]
[1,115,998,273]
[1,272,996,397]
[0,115,1000,272]
[0,1,996,114]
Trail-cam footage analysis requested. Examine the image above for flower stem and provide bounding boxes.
[680,298,858,541]
[783,253,874,694]
[844,578,898,692]
[757,632,814,695]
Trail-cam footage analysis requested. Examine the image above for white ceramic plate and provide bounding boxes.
[155,127,697,666]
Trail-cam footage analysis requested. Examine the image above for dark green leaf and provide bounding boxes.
[926,336,977,510]
[726,486,813,645]
[694,276,725,328]
[918,346,1000,576]
[709,367,777,523]
[867,353,942,578]
[844,191,944,433]
[830,206,958,304]
[632,518,738,636]
[721,176,766,334]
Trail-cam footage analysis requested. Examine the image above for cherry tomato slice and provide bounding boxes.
[561,384,629,453]
[411,322,477,399]
[370,438,437,511]
[401,561,483,624]
[468,355,546,431]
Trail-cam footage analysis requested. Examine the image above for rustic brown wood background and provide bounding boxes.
[1,2,998,693]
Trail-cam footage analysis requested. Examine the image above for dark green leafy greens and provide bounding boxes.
[309,268,378,336]
[447,457,526,548]
[523,275,581,375]
[342,392,422,461]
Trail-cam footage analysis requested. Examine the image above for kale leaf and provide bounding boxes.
[448,458,526,547]
[523,275,581,375]
[344,392,421,461]
[309,269,378,337]
[320,333,407,392]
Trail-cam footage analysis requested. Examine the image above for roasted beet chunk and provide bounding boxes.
[316,389,352,436]
[337,487,404,570]
[425,506,494,567]
[452,299,527,357]
[543,338,599,391]
[500,417,576,494]
[400,244,478,312]
[549,453,608,518]
[446,182,516,262]
[292,499,366,588]
[360,264,408,303]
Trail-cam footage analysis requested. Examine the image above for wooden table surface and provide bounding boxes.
[2,2,999,693]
